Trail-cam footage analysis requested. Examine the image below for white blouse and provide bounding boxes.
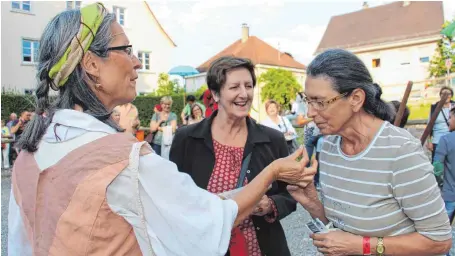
[261,116,297,140]
[8,109,238,256]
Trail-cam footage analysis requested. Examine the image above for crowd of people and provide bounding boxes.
[2,3,455,256]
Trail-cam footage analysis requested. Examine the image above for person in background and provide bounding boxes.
[434,107,455,223]
[111,107,121,125]
[390,100,410,128]
[262,100,298,154]
[289,49,452,256]
[181,95,205,125]
[149,96,177,156]
[170,56,306,256]
[153,103,162,115]
[8,4,314,255]
[6,113,17,131]
[2,120,12,169]
[202,88,218,117]
[181,95,196,125]
[427,86,454,163]
[187,103,204,125]
[286,92,308,124]
[10,111,31,156]
[117,102,140,135]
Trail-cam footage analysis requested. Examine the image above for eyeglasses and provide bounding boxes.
[303,92,348,111]
[107,45,133,58]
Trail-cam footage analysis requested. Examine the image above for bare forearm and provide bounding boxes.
[150,122,160,132]
[302,200,329,224]
[232,165,276,226]
[10,124,20,134]
[369,233,451,256]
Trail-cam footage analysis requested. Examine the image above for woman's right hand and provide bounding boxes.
[426,142,433,151]
[287,183,319,206]
[272,146,317,188]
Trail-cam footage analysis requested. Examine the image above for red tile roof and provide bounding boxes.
[197,36,306,72]
[315,1,444,53]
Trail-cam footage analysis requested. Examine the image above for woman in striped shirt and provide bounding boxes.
[288,49,452,256]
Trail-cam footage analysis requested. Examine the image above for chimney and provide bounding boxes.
[402,1,411,7]
[362,2,368,9]
[241,23,249,43]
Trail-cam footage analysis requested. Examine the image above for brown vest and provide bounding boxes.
[12,133,151,255]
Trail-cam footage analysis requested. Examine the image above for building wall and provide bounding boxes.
[184,74,207,92]
[1,1,175,94]
[354,42,437,100]
[1,1,65,93]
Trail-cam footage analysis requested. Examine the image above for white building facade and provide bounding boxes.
[1,1,176,94]
[353,38,439,101]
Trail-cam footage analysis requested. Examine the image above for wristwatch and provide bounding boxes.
[376,237,385,256]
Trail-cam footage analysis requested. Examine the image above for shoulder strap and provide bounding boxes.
[280,117,289,133]
[236,152,252,188]
[441,109,450,127]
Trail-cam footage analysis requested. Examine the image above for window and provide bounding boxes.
[372,58,381,68]
[138,51,151,70]
[66,1,81,10]
[22,39,39,63]
[12,1,31,11]
[419,56,430,63]
[113,6,126,26]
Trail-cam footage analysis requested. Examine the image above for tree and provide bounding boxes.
[259,68,302,110]
[195,84,208,96]
[153,73,184,96]
[429,20,455,78]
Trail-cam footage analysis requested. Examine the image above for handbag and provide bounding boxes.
[228,152,253,256]
[281,117,298,153]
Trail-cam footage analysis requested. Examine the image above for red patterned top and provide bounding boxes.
[207,140,278,256]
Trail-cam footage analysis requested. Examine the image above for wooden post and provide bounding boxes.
[420,93,450,145]
[394,81,413,127]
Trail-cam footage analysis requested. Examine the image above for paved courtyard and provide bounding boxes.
[0,174,320,255]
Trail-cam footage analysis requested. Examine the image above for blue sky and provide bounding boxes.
[148,1,455,68]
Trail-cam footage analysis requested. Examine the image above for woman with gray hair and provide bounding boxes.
[288,49,452,255]
[7,3,315,255]
[170,56,314,256]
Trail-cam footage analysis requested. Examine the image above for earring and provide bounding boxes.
[94,77,101,90]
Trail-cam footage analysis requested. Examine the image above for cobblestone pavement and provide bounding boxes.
[2,177,11,256]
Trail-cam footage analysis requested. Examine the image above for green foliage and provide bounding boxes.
[151,73,185,96]
[1,93,187,126]
[258,68,302,110]
[194,84,208,97]
[429,20,455,78]
[408,102,431,121]
[1,93,36,121]
[133,95,185,126]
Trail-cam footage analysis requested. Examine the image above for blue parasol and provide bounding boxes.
[168,65,200,105]
[168,65,199,77]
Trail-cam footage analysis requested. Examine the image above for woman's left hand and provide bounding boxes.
[252,195,272,216]
[311,230,362,256]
